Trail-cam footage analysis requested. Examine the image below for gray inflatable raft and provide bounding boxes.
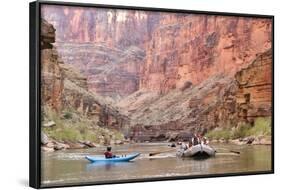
[177,144,216,158]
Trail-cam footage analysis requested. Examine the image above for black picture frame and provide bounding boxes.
[29,1,274,188]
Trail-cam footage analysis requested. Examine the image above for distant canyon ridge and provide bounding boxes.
[41,5,272,141]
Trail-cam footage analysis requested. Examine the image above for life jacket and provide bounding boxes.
[193,137,199,145]
[104,151,113,158]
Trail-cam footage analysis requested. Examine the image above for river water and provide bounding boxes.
[41,143,271,187]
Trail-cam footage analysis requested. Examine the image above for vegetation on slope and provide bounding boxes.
[42,106,124,145]
[206,117,271,141]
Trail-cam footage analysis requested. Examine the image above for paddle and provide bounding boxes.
[149,149,176,156]
[230,150,240,154]
[214,148,240,154]
[215,152,240,156]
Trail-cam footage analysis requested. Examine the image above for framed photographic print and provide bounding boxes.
[29,0,274,188]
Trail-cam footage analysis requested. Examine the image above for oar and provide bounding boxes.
[230,150,240,154]
[149,149,176,156]
[214,148,240,154]
[216,152,240,156]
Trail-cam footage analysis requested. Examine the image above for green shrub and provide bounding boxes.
[250,117,271,136]
[206,128,232,140]
[57,127,82,141]
[63,112,73,119]
[83,132,99,142]
[114,130,125,140]
[41,106,125,144]
[206,117,271,140]
[232,122,252,139]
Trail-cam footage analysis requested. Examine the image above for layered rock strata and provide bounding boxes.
[41,19,128,129]
[118,50,272,141]
[140,15,272,93]
[41,6,273,142]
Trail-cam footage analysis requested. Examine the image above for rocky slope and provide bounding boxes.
[41,19,129,150]
[117,50,272,141]
[55,42,145,98]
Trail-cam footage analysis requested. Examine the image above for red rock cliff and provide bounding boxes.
[42,6,272,97]
[41,5,161,97]
[41,6,272,141]
[55,42,145,98]
[235,49,272,120]
[41,5,160,48]
[118,50,272,141]
[41,19,129,129]
[140,14,272,93]
[41,19,64,111]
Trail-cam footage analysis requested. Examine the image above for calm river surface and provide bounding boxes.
[41,143,271,186]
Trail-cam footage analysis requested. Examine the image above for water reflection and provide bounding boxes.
[86,161,135,171]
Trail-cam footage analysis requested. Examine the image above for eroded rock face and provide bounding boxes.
[42,5,150,97]
[41,5,159,97]
[119,74,234,141]
[41,19,129,129]
[41,6,273,142]
[119,50,272,141]
[140,15,272,93]
[41,5,160,48]
[41,19,64,111]
[205,49,272,132]
[55,42,145,98]
[42,6,272,98]
[41,19,56,49]
[235,49,272,121]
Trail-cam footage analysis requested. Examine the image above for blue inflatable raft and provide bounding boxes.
[85,153,140,163]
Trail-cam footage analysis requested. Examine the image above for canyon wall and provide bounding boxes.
[140,14,272,93]
[55,42,145,98]
[41,19,128,129]
[42,5,272,97]
[41,5,160,48]
[41,5,160,97]
[41,5,273,141]
[41,19,64,111]
[120,50,272,141]
[235,49,272,120]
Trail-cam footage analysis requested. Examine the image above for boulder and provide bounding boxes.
[41,132,49,145]
[245,137,255,144]
[41,146,55,152]
[43,121,56,128]
[259,138,271,145]
[114,140,124,145]
[54,142,70,150]
[230,139,244,145]
[252,136,271,145]
[67,142,87,149]
[45,142,55,148]
[81,141,96,148]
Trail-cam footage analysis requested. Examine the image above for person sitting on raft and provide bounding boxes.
[104,146,116,158]
[202,137,209,145]
[192,133,200,145]
[180,141,192,150]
